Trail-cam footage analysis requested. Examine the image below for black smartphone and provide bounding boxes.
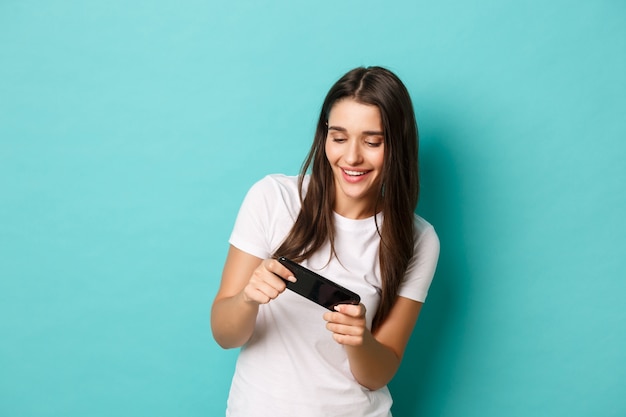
[277,256,361,310]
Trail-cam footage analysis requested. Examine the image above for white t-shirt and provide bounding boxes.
[226,174,440,417]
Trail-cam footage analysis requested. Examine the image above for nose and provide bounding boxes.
[344,139,363,165]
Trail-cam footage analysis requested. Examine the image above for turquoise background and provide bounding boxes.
[1,1,624,416]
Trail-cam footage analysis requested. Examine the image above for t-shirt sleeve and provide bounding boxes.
[228,175,300,260]
[397,221,440,303]
[228,177,274,260]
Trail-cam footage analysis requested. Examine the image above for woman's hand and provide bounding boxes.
[322,297,423,390]
[241,258,296,306]
[211,246,296,349]
[323,303,368,346]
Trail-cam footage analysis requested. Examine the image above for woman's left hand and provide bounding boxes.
[323,303,369,346]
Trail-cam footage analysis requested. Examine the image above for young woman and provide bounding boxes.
[211,66,440,417]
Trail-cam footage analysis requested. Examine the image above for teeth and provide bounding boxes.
[344,169,367,176]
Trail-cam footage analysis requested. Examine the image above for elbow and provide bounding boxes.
[211,323,249,350]
[212,332,241,350]
[356,377,392,392]
[349,349,401,391]
[351,363,397,391]
[211,331,230,349]
[211,325,242,350]
[214,339,238,350]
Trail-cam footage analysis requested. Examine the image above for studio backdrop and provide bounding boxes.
[1,1,624,416]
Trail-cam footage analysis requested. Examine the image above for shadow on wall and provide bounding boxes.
[389,126,472,416]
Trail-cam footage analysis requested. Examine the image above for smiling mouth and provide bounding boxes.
[342,169,369,177]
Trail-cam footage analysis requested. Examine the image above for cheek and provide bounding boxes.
[324,140,338,163]
[372,148,385,170]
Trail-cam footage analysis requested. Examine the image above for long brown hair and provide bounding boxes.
[274,66,419,331]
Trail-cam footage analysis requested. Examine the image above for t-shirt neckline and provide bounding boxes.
[332,211,383,231]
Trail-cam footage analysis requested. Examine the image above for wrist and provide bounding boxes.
[239,289,261,309]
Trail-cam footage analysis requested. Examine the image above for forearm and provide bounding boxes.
[212,249,295,349]
[345,331,401,390]
[211,291,259,349]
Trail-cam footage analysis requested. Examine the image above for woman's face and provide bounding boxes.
[325,98,385,219]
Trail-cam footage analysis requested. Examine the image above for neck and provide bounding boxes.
[333,200,378,219]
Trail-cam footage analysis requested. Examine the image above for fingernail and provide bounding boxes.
[288,275,297,283]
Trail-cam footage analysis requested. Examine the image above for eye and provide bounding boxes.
[366,141,383,148]
[332,137,347,143]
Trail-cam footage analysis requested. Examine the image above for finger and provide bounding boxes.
[323,311,359,326]
[322,311,333,322]
[242,286,272,305]
[251,265,290,290]
[265,259,296,283]
[331,333,364,346]
[325,322,365,338]
[263,281,284,298]
[245,279,284,303]
[333,303,365,318]
[262,272,289,292]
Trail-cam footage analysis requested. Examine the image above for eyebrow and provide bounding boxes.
[328,126,384,136]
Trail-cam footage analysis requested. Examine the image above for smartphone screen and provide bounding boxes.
[277,257,361,310]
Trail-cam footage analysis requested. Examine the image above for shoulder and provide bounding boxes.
[248,174,305,197]
[242,174,307,217]
[230,174,306,258]
[413,214,438,240]
[412,214,440,256]
[395,215,440,302]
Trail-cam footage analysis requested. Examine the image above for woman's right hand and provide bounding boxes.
[241,258,297,305]
[212,246,297,348]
